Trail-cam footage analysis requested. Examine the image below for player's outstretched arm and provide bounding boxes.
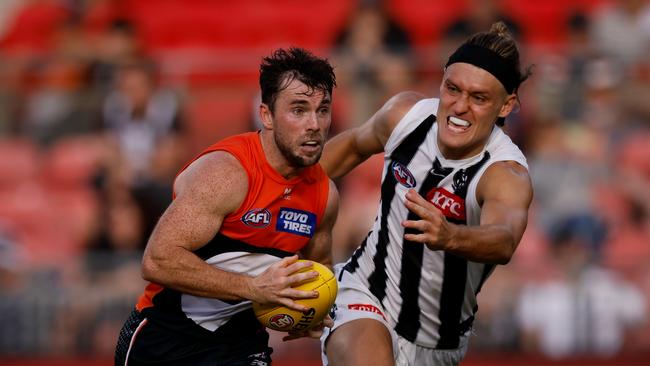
[141,151,318,308]
[321,91,425,179]
[402,161,532,264]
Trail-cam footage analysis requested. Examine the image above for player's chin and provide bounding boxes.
[439,133,472,150]
[295,152,322,167]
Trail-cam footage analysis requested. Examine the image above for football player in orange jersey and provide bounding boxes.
[115,48,338,365]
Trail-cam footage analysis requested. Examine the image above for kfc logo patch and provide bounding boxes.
[426,188,466,220]
[391,161,416,188]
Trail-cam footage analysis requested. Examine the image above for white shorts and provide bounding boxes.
[321,264,469,366]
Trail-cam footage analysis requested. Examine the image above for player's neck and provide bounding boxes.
[259,131,303,180]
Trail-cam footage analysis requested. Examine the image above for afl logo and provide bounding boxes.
[242,208,271,228]
[269,314,294,329]
[391,161,416,188]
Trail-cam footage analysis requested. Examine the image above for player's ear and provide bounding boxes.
[498,93,517,118]
[259,103,274,130]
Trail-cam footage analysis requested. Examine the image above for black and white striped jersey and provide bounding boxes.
[342,98,528,348]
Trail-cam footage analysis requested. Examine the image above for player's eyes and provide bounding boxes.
[446,84,459,94]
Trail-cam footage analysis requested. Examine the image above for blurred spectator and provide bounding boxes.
[527,117,611,261]
[131,134,187,243]
[87,18,144,94]
[580,57,626,131]
[331,0,415,130]
[100,59,187,241]
[602,132,650,279]
[560,11,596,121]
[590,0,650,67]
[516,224,646,358]
[78,186,145,355]
[20,55,93,145]
[10,11,101,145]
[443,0,521,41]
[527,50,631,259]
[87,185,146,263]
[101,61,183,186]
[0,223,26,287]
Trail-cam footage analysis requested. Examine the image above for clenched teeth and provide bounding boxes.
[448,116,470,127]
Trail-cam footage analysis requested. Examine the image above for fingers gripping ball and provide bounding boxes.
[253,260,337,332]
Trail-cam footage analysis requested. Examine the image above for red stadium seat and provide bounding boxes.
[619,133,650,179]
[122,0,352,52]
[41,135,104,190]
[388,0,613,48]
[388,0,468,46]
[0,183,81,267]
[184,86,257,152]
[82,0,121,35]
[604,222,650,277]
[0,138,41,189]
[500,0,613,46]
[0,0,71,55]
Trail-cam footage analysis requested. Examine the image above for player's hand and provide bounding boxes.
[282,314,334,341]
[401,189,456,250]
[248,255,319,312]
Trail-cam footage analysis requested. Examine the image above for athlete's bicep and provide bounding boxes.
[301,180,339,267]
[320,125,382,180]
[477,161,533,246]
[144,152,248,259]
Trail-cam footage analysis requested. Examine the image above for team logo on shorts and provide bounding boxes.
[329,304,338,320]
[276,208,316,237]
[269,314,294,329]
[348,303,386,321]
[391,161,416,188]
[241,208,272,228]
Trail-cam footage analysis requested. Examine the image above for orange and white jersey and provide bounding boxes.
[135,131,330,336]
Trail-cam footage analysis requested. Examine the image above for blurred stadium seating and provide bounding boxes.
[1,0,649,365]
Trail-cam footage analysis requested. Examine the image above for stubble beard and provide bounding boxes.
[275,133,321,168]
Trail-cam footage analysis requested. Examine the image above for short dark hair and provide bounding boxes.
[259,48,336,113]
[462,22,532,126]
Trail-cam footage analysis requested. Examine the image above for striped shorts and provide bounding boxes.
[321,264,469,366]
